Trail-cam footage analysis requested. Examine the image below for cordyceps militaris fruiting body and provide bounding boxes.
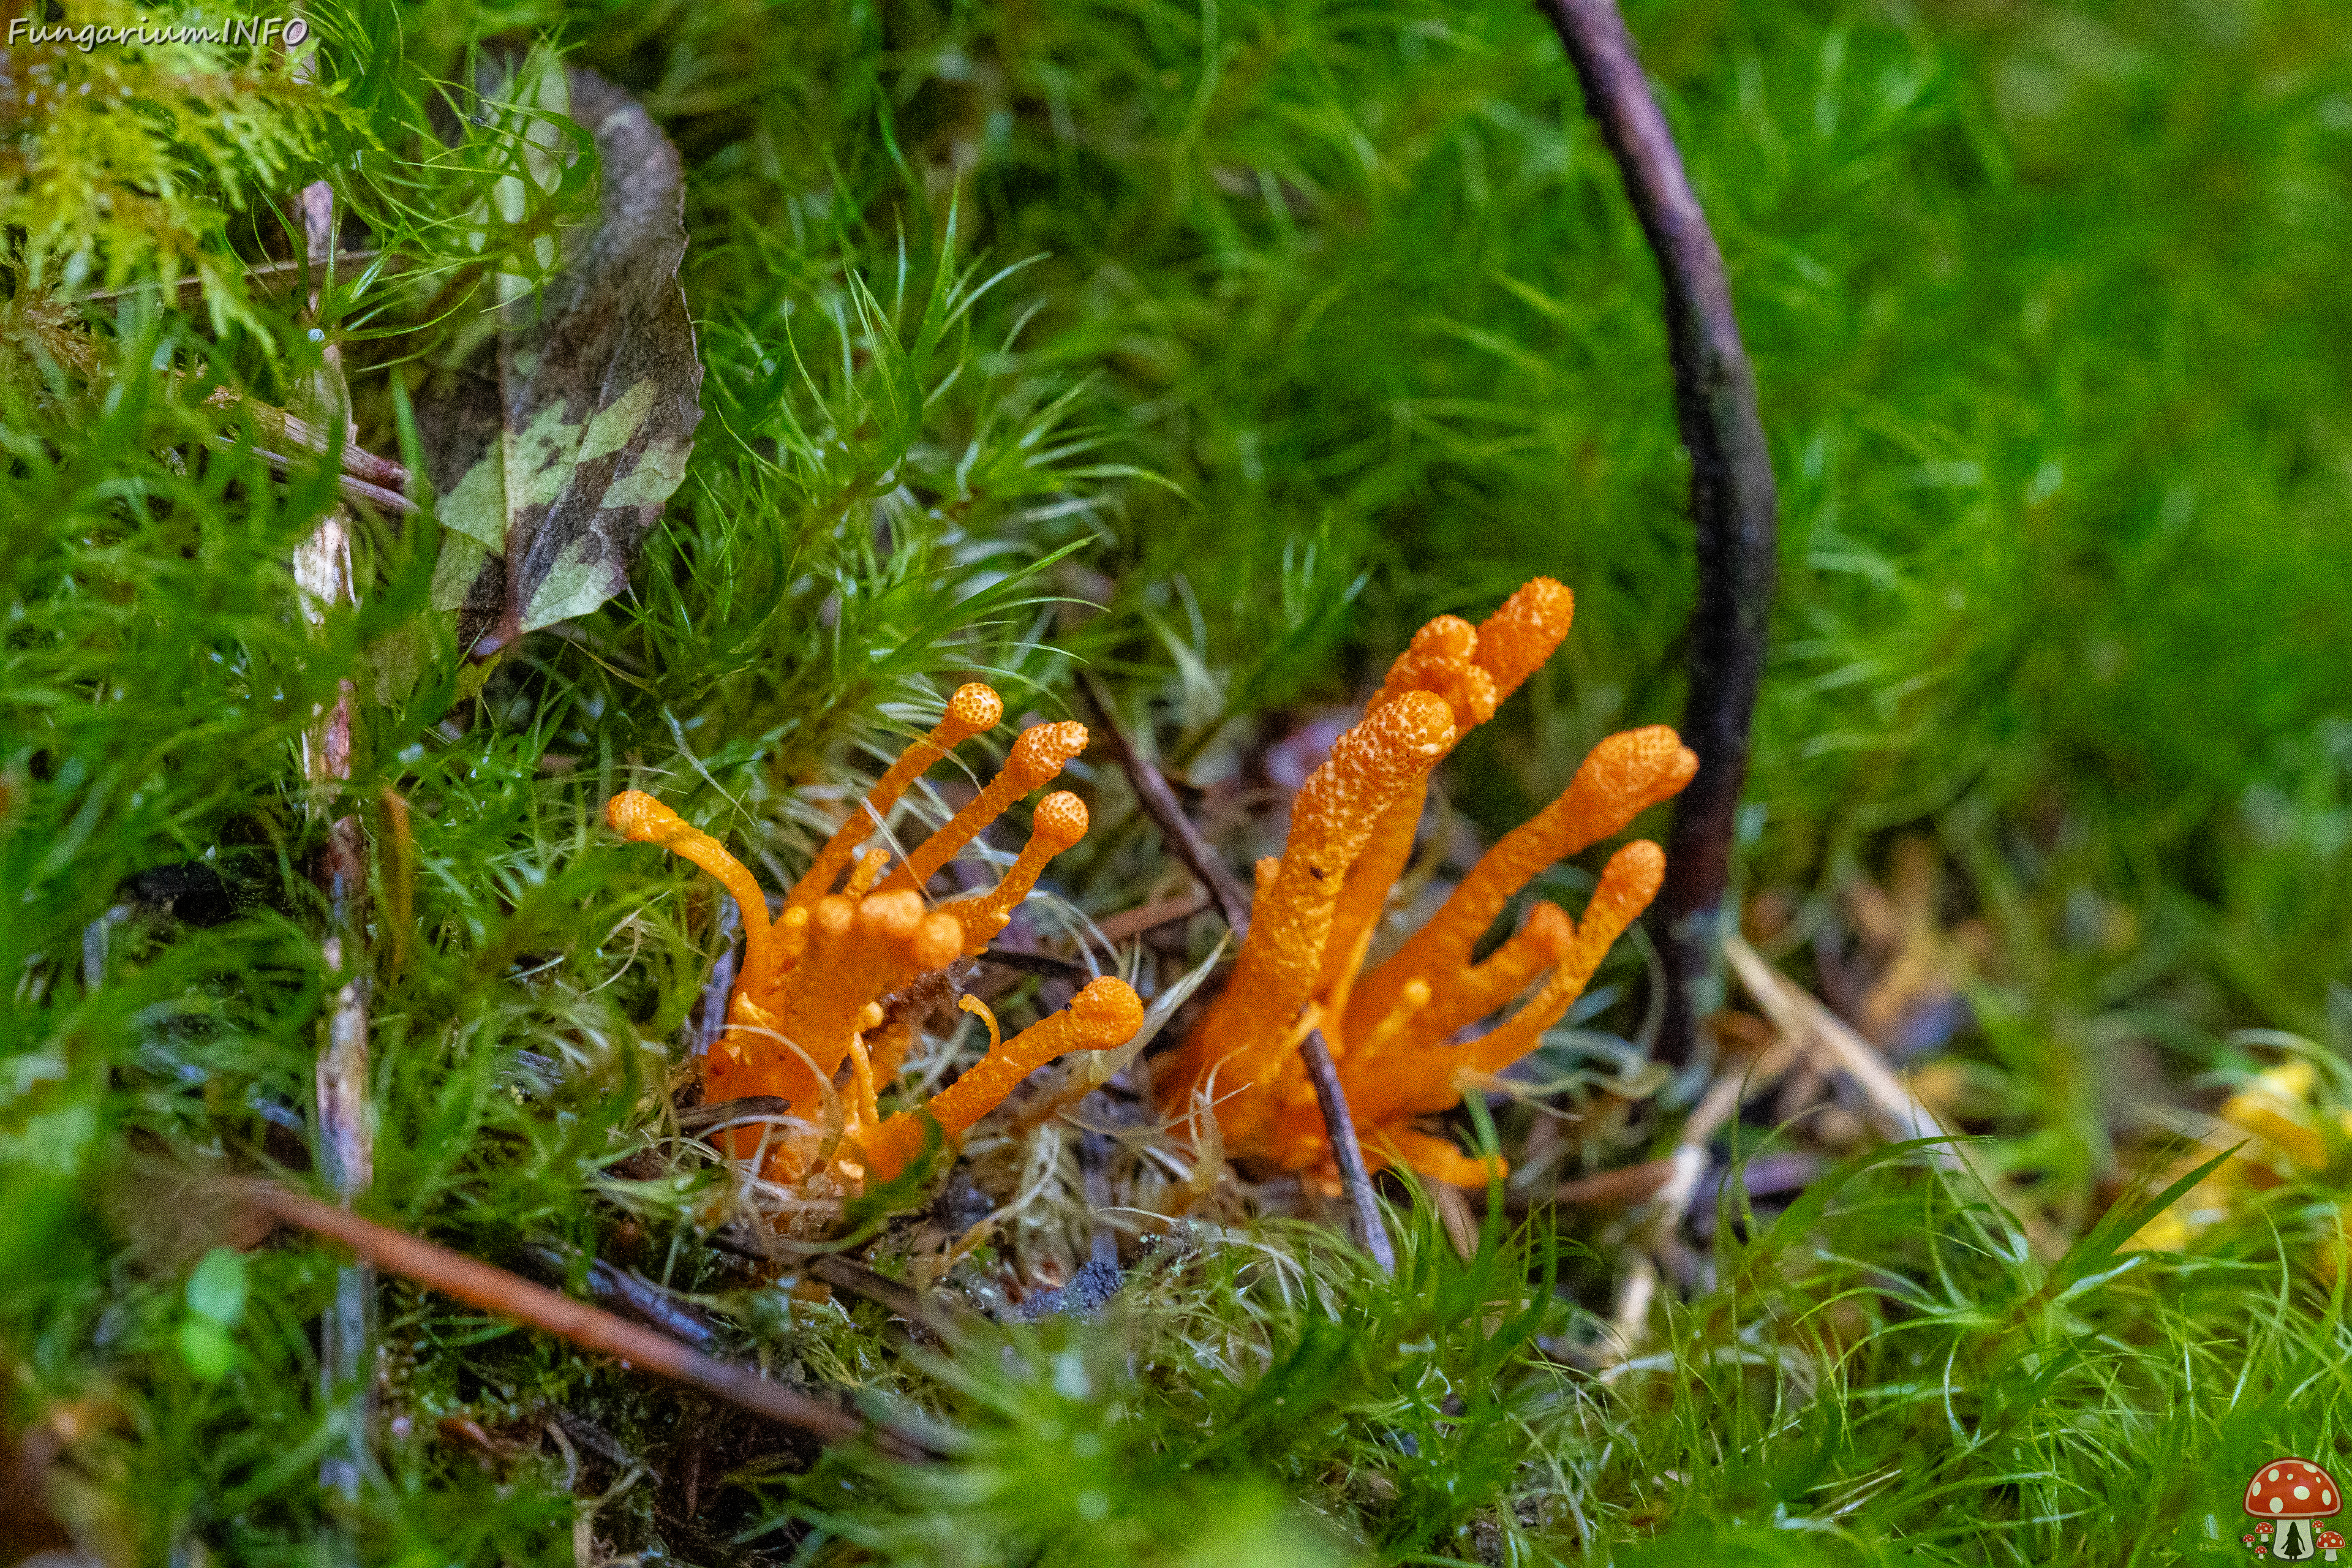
[1156,578,1698,1189]
[607,684,1142,1186]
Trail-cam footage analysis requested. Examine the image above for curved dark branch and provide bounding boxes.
[1300,1028,1399,1275]
[1538,0,1779,1065]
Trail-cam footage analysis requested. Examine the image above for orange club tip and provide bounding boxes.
[878,719,1091,897]
[1372,614,1498,731]
[1575,725,1700,821]
[606,788,682,840]
[939,789,1093,956]
[606,789,785,1026]
[941,682,1007,740]
[1471,576,1574,701]
[1065,973,1148,1046]
[858,975,1146,1182]
[1028,790,1090,853]
[1335,689,1456,787]
[1519,900,1577,954]
[1586,838,1667,927]
[1006,720,1091,790]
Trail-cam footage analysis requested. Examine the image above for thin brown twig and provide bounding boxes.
[710,1224,975,1346]
[1077,673,1253,935]
[1553,1157,1678,1208]
[1091,884,1212,946]
[239,1182,912,1452]
[518,1242,721,1349]
[1077,674,1400,1270]
[1300,1029,1398,1274]
[1539,0,1779,1069]
[76,247,402,307]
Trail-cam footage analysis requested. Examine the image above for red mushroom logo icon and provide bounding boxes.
[2244,1459,2343,1561]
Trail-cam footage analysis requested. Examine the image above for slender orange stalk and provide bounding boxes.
[858,976,1145,1182]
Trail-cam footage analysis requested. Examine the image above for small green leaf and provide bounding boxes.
[186,1245,247,1327]
[176,1315,236,1381]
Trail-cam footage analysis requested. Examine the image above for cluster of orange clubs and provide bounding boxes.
[608,576,1696,1205]
[606,687,1136,1189]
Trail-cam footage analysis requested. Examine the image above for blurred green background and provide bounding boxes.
[9,0,2352,1557]
[562,0,2352,1050]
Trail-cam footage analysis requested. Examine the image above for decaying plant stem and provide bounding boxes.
[1539,0,1779,1068]
[290,173,375,1501]
[17,310,416,514]
[1077,674,1398,1270]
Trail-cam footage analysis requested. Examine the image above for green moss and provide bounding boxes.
[6,0,2350,1561]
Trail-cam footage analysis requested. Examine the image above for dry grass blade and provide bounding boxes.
[1722,935,1953,1152]
[1722,934,2050,1255]
[1601,1030,1799,1362]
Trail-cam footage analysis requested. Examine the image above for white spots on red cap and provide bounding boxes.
[2247,1458,2346,1521]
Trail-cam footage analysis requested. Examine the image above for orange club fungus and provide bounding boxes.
[1156,578,1698,1189]
[606,684,1142,1185]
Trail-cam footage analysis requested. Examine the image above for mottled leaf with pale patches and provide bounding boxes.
[418,64,703,654]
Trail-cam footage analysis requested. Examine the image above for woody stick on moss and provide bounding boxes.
[1080,671,1401,1270]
